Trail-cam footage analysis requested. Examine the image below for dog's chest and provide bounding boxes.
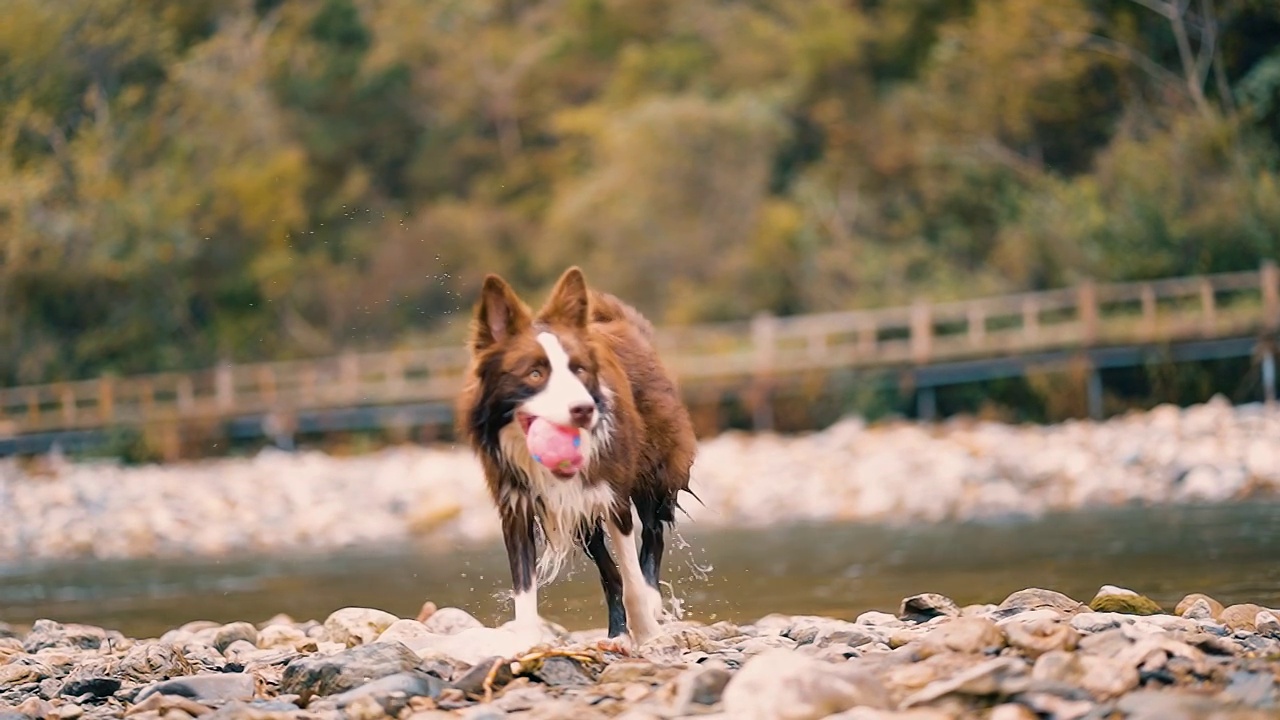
[497,424,616,538]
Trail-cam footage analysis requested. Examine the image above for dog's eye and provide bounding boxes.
[528,368,543,380]
[574,365,588,377]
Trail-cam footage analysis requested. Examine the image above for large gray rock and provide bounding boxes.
[329,670,447,714]
[279,641,422,700]
[22,620,111,653]
[134,672,257,704]
[722,648,890,720]
[421,608,484,636]
[323,607,401,647]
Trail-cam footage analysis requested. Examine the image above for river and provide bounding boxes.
[3,501,1279,637]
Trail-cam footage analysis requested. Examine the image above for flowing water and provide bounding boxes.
[4,501,1280,638]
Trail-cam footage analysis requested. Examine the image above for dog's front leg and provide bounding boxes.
[501,502,539,628]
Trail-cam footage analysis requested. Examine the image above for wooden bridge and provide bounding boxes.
[2,262,1277,458]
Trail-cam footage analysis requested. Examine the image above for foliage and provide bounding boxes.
[2,0,1278,385]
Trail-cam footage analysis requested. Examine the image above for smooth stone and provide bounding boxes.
[257,625,316,652]
[126,692,219,718]
[212,622,259,653]
[221,639,260,664]
[1115,689,1250,720]
[665,661,732,713]
[452,657,514,699]
[855,612,902,627]
[134,673,257,704]
[722,649,890,720]
[1002,618,1078,658]
[1256,611,1280,638]
[989,704,1039,720]
[22,620,108,653]
[530,656,594,687]
[205,699,308,719]
[917,617,1005,657]
[375,619,437,651]
[118,643,196,681]
[995,589,1085,618]
[421,608,484,636]
[279,641,422,700]
[737,636,799,657]
[826,710,954,720]
[1032,650,1139,700]
[329,670,447,712]
[1221,670,1278,709]
[784,619,881,649]
[14,698,52,719]
[597,661,683,686]
[1088,586,1163,615]
[1179,598,1216,621]
[899,594,961,623]
[59,675,121,699]
[1175,593,1225,620]
[1069,612,1135,633]
[1220,604,1269,632]
[323,607,401,647]
[900,657,1030,708]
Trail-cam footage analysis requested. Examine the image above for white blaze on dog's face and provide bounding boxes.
[517,331,597,430]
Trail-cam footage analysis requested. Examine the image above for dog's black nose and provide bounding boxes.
[569,403,595,428]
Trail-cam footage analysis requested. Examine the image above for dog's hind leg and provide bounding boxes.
[579,521,627,638]
[635,492,670,593]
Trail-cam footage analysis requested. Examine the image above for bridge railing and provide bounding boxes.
[1,262,1276,436]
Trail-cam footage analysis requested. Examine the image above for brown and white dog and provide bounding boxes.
[456,267,697,644]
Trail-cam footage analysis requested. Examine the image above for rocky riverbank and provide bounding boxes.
[3,586,1279,719]
[2,397,1279,563]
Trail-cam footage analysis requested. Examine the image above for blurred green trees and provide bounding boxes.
[2,0,1278,384]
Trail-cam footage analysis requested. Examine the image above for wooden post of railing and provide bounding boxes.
[1262,259,1279,331]
[99,376,115,424]
[27,390,39,426]
[1140,284,1157,341]
[1022,298,1040,342]
[301,366,319,406]
[967,305,986,347]
[1199,277,1216,334]
[140,380,155,420]
[1262,344,1276,407]
[386,352,405,395]
[807,328,826,361]
[257,366,278,406]
[749,313,777,432]
[857,320,877,356]
[177,376,195,415]
[910,300,933,364]
[340,351,360,401]
[60,384,76,426]
[1078,280,1098,346]
[215,363,235,411]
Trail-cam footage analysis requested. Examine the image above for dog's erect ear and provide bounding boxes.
[539,266,590,328]
[471,274,531,350]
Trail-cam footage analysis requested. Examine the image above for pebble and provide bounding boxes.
[2,587,1279,718]
[3,398,1279,563]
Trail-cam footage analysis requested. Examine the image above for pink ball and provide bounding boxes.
[526,417,585,476]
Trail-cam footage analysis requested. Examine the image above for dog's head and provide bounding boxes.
[462,267,606,463]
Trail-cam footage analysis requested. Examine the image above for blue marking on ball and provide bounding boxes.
[573,435,581,448]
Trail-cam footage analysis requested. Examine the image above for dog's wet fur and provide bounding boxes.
[456,267,697,643]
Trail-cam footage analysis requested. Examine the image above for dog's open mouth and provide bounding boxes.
[518,413,584,479]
